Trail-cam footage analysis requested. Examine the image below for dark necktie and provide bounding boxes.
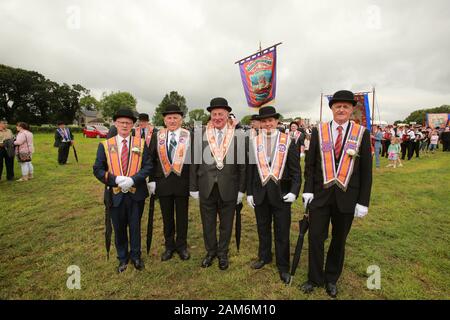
[335,126,343,159]
[121,139,129,174]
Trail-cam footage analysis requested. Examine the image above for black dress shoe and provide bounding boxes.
[325,283,338,298]
[218,256,229,270]
[251,260,271,270]
[177,249,191,261]
[279,272,291,285]
[131,258,145,271]
[300,281,317,294]
[201,255,216,268]
[161,250,174,261]
[117,261,128,273]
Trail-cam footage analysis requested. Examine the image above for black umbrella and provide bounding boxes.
[235,203,243,252]
[72,145,79,163]
[290,206,310,279]
[146,194,155,255]
[104,187,113,260]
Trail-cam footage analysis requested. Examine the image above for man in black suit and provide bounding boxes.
[190,97,246,270]
[148,105,191,261]
[93,109,152,273]
[54,121,74,165]
[246,106,301,285]
[301,90,372,298]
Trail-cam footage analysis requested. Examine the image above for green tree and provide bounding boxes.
[188,108,208,125]
[240,115,252,125]
[100,91,137,121]
[152,91,187,126]
[79,95,100,111]
[404,105,450,125]
[0,64,87,125]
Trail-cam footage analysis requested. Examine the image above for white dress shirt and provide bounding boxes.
[214,126,227,145]
[166,128,181,149]
[331,120,350,145]
[116,135,131,157]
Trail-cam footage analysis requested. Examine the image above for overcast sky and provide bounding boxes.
[1,0,449,123]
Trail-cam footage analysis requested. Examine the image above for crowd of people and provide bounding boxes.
[371,123,450,169]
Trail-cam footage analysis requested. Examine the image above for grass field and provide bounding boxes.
[0,133,449,300]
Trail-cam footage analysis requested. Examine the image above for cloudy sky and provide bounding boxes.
[1,0,449,123]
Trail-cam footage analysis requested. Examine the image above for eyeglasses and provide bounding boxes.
[116,121,133,126]
[332,105,353,110]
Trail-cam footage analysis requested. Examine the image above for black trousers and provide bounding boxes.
[199,183,235,258]
[110,195,145,263]
[58,142,71,164]
[254,195,291,273]
[443,141,450,152]
[0,147,14,180]
[414,141,420,157]
[159,195,189,251]
[407,141,415,160]
[382,140,390,158]
[308,200,354,286]
[401,142,407,160]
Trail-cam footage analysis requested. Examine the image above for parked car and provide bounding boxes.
[83,125,108,138]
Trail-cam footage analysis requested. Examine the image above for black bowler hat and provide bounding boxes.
[250,114,260,121]
[162,104,184,116]
[207,97,232,113]
[256,106,280,120]
[138,113,149,121]
[328,90,357,108]
[113,109,137,122]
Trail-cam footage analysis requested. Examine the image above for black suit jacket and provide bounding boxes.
[93,139,153,207]
[247,136,301,206]
[148,130,190,197]
[190,127,246,202]
[303,123,372,213]
[54,128,74,148]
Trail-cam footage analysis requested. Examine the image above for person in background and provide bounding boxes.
[0,119,15,181]
[54,121,74,165]
[441,127,450,152]
[386,137,401,168]
[381,126,392,158]
[14,122,34,181]
[428,130,439,154]
[374,126,383,168]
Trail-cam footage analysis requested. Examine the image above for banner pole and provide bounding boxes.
[371,87,376,130]
[320,92,323,123]
[235,42,282,64]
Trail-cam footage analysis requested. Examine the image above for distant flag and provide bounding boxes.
[236,43,281,108]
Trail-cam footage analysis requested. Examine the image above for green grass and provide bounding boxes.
[0,134,449,299]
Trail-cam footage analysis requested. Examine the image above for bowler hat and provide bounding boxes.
[250,114,260,121]
[138,113,150,121]
[328,90,357,108]
[256,106,280,120]
[162,104,184,116]
[207,97,232,113]
[113,109,137,122]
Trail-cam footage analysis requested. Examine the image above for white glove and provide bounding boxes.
[115,176,127,185]
[190,191,199,200]
[302,193,314,209]
[147,182,156,195]
[283,193,296,203]
[354,204,369,218]
[246,195,255,209]
[237,192,244,205]
[118,177,134,191]
[300,153,305,158]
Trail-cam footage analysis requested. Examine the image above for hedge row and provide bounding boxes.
[7,125,84,134]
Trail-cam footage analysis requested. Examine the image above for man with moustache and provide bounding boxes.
[301,90,372,298]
